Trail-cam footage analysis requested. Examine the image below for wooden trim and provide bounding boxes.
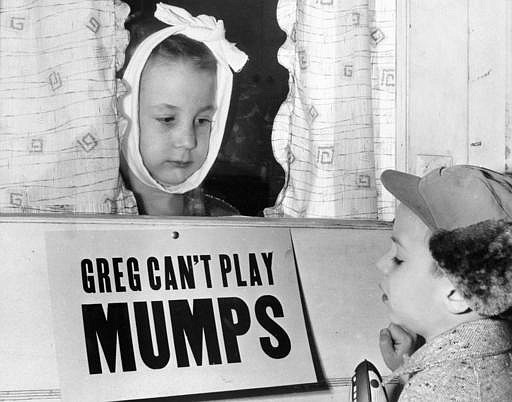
[0,213,392,230]
[395,0,409,173]
[507,0,512,172]
[0,375,401,400]
[0,389,60,400]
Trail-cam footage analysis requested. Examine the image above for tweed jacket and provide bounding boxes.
[391,318,512,402]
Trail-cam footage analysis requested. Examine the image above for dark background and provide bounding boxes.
[123,0,288,216]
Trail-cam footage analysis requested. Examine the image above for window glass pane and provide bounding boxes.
[0,0,397,220]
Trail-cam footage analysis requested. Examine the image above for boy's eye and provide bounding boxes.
[196,117,212,126]
[156,116,175,124]
[392,256,404,265]
[194,117,213,135]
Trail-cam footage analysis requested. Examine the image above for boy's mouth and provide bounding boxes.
[166,160,192,168]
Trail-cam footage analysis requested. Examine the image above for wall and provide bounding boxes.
[400,0,511,174]
[0,216,392,401]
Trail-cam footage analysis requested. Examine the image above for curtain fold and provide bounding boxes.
[0,0,137,214]
[266,0,396,220]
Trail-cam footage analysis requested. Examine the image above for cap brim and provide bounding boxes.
[381,170,437,230]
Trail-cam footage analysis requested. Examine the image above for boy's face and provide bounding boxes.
[377,204,451,337]
[139,57,217,186]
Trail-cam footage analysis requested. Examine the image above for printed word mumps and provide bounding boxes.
[81,252,275,293]
[83,296,291,374]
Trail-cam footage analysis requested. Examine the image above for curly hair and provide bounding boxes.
[429,219,512,316]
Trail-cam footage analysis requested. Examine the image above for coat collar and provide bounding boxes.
[392,318,512,378]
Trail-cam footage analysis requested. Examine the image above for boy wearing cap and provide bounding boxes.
[377,165,512,401]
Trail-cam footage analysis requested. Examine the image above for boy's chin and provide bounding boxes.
[391,319,425,339]
[154,173,192,187]
[388,314,415,333]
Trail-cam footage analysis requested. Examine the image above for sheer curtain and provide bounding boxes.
[265,0,396,220]
[0,0,136,214]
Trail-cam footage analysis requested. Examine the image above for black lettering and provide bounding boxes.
[219,254,231,287]
[200,255,212,288]
[134,301,170,369]
[168,299,221,367]
[177,256,195,289]
[261,252,274,285]
[233,254,247,286]
[112,257,126,292]
[217,297,251,363]
[127,257,141,291]
[147,257,161,290]
[82,303,136,374]
[248,253,263,286]
[255,295,291,359]
[81,258,95,293]
[96,258,111,293]
[164,256,178,290]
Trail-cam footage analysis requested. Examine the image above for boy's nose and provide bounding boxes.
[173,124,197,149]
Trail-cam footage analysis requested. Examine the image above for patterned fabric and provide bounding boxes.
[265,0,396,219]
[0,0,137,214]
[389,318,512,401]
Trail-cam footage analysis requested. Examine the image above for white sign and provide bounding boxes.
[45,227,316,401]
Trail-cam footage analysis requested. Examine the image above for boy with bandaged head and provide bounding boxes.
[377,165,512,401]
[120,4,247,216]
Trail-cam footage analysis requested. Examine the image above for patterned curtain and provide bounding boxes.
[0,0,137,214]
[265,0,396,220]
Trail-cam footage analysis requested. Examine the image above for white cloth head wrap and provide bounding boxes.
[121,3,248,194]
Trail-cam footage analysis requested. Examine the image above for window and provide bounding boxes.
[3,1,508,220]
[124,0,398,219]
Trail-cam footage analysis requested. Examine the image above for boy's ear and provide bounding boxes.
[443,285,472,315]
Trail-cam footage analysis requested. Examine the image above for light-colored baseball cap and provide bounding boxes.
[382,165,512,316]
[381,165,512,231]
